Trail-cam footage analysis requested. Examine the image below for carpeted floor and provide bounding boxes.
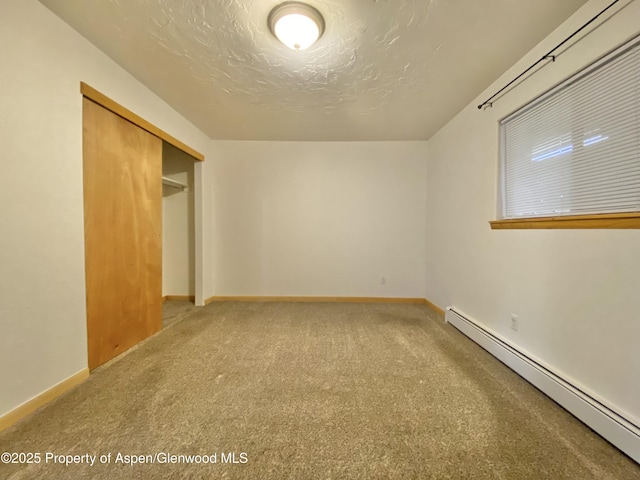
[1,301,638,479]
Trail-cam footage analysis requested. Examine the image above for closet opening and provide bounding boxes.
[162,143,199,326]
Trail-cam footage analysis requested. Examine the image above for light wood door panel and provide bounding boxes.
[83,98,162,370]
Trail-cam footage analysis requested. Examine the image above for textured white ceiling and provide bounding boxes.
[40,0,588,141]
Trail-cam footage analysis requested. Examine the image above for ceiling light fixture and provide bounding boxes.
[268,2,325,51]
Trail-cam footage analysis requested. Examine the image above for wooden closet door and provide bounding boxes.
[83,98,162,369]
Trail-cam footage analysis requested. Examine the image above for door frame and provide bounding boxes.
[80,82,206,306]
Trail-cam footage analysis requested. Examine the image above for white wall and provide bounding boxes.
[163,144,195,297]
[425,0,640,426]
[206,141,428,298]
[0,0,210,417]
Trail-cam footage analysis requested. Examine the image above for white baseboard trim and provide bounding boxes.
[445,307,639,463]
[0,368,90,432]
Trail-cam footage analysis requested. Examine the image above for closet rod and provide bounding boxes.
[162,176,188,192]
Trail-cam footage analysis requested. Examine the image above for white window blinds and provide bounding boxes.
[500,36,640,219]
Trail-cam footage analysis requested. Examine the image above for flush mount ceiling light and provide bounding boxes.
[268,2,325,51]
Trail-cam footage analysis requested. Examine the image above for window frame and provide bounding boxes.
[491,34,640,230]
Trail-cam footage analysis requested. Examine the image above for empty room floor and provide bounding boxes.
[1,302,638,479]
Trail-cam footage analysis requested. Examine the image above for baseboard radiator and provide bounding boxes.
[445,307,640,463]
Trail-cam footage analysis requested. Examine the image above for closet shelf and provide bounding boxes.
[162,176,188,192]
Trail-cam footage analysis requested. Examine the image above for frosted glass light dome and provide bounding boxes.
[268,2,325,51]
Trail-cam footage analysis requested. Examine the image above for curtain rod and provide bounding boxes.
[477,0,624,110]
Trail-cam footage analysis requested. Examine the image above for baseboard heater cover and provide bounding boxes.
[445,307,640,463]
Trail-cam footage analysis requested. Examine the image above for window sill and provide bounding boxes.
[490,212,640,229]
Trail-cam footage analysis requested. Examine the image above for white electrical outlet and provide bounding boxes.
[380,277,386,285]
[510,314,519,332]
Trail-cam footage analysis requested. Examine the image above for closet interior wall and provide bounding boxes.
[162,142,196,298]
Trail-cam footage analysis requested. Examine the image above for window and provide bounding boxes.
[493,36,640,229]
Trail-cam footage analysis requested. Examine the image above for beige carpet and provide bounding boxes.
[1,302,638,479]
